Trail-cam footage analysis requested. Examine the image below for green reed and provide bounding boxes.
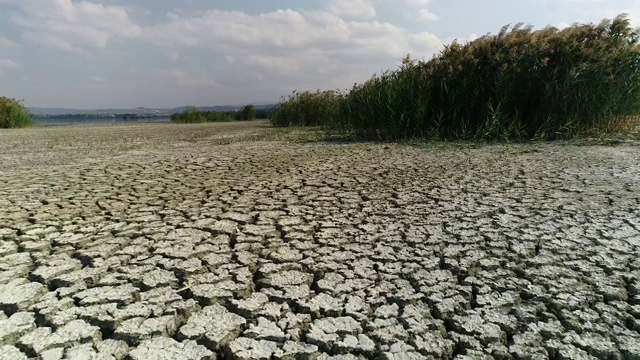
[272,15,640,141]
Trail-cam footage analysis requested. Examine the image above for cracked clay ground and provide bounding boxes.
[0,121,639,360]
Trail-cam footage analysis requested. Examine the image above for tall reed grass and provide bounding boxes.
[172,105,262,123]
[270,90,345,127]
[271,15,640,140]
[0,97,32,128]
[171,107,230,123]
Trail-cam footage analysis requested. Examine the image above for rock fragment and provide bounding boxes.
[244,317,287,342]
[0,312,36,345]
[114,316,178,345]
[228,337,282,360]
[128,337,214,360]
[0,279,46,314]
[0,345,28,360]
[73,284,138,306]
[178,304,246,350]
[16,320,100,357]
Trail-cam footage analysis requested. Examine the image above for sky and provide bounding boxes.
[0,0,639,109]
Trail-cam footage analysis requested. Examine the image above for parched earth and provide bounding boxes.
[0,121,639,360]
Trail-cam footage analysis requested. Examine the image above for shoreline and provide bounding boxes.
[31,118,172,127]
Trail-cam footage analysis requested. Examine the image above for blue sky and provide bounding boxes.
[0,0,638,109]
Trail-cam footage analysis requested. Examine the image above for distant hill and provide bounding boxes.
[29,103,277,116]
[29,107,169,116]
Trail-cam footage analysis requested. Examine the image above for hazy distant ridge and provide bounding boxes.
[29,104,277,116]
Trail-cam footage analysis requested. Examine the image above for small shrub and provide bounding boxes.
[203,111,234,122]
[236,105,257,121]
[0,97,32,128]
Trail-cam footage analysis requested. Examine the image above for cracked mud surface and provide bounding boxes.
[1,121,639,359]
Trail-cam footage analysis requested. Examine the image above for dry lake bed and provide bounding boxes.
[0,121,639,359]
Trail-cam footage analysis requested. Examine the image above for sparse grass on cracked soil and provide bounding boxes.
[0,121,639,359]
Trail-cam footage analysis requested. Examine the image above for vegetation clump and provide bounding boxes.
[271,15,640,140]
[171,107,234,123]
[0,97,32,128]
[237,104,257,121]
[270,90,345,127]
[171,104,265,123]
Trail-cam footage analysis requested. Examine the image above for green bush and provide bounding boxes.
[0,97,32,128]
[171,107,234,123]
[340,56,433,140]
[273,14,640,140]
[255,108,274,119]
[236,105,257,121]
[270,90,345,127]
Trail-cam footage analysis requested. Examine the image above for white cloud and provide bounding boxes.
[146,10,344,51]
[80,76,109,89]
[149,68,221,88]
[389,0,440,22]
[542,0,640,26]
[139,8,446,94]
[0,58,20,74]
[0,36,18,47]
[243,55,302,72]
[328,0,376,19]
[417,8,439,21]
[2,0,141,51]
[145,9,439,65]
[409,32,444,54]
[0,1,449,105]
[399,0,433,5]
